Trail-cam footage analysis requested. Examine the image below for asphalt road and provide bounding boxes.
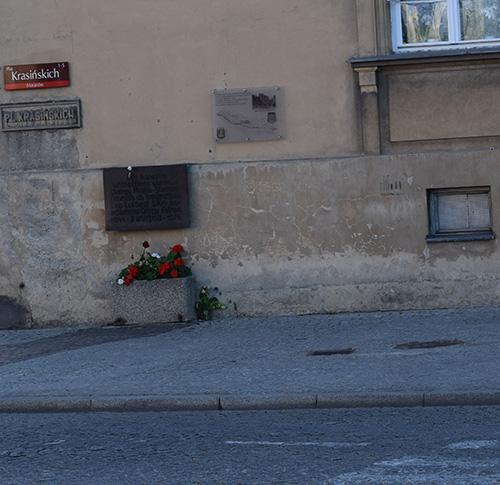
[0,406,499,484]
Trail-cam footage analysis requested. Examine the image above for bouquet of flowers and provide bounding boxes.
[117,241,192,286]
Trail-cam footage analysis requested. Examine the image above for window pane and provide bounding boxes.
[427,187,494,242]
[437,192,491,231]
[401,2,449,44]
[468,193,491,228]
[437,193,468,231]
[460,0,500,41]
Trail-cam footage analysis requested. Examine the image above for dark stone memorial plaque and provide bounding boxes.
[103,165,190,231]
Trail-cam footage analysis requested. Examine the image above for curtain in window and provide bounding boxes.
[461,0,500,40]
[401,1,448,44]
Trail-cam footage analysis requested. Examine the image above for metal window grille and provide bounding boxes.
[427,187,495,242]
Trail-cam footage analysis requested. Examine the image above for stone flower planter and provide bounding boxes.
[112,276,196,325]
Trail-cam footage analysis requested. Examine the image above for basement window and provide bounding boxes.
[426,186,495,242]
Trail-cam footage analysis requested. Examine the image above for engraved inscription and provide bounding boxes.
[103,165,190,231]
[1,100,81,131]
[215,93,249,107]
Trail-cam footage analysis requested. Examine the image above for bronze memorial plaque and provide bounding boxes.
[211,86,282,143]
[103,165,190,231]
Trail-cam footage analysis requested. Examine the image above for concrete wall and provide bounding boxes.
[1,1,500,327]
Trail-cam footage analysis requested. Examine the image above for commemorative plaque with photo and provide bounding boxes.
[211,86,282,143]
[103,165,190,231]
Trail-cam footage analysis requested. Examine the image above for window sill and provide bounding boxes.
[348,46,500,69]
[426,233,496,244]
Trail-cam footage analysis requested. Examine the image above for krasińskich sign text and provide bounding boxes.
[3,62,69,90]
[1,100,81,132]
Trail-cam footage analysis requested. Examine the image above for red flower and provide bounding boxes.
[170,270,179,278]
[124,275,133,286]
[128,266,139,277]
[172,244,183,253]
[174,258,184,267]
[143,241,150,248]
[165,261,174,270]
[158,264,166,275]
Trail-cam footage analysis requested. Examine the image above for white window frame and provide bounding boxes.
[390,0,500,52]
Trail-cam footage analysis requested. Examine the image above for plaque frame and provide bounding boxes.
[211,86,283,143]
[0,100,81,132]
[103,164,191,232]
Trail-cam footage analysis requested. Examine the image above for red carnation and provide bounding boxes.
[128,266,139,277]
[170,270,179,278]
[143,241,150,248]
[158,264,166,275]
[172,244,183,253]
[174,258,184,267]
[165,261,174,270]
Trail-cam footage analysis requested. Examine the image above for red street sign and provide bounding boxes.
[3,62,69,90]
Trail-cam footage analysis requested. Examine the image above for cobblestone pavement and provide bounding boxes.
[0,307,499,411]
[0,323,192,366]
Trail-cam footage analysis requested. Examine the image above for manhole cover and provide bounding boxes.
[393,339,466,350]
[307,348,356,356]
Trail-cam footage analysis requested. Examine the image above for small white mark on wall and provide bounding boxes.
[92,230,109,248]
[87,220,100,230]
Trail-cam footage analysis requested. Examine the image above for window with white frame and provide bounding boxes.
[390,0,500,50]
[426,186,495,242]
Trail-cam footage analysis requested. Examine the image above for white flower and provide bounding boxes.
[117,278,125,285]
[151,253,161,259]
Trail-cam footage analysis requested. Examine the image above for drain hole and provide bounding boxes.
[393,339,466,350]
[307,348,356,356]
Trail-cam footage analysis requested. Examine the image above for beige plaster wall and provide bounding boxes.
[388,65,500,142]
[0,0,362,165]
[186,151,500,316]
[2,150,500,326]
[1,1,500,326]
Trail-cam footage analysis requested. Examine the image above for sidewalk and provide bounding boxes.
[0,307,499,413]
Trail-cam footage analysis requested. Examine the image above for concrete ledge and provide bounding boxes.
[90,396,220,412]
[220,395,317,411]
[0,392,499,413]
[317,393,423,409]
[424,391,500,407]
[0,399,92,413]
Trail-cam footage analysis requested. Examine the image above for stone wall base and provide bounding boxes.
[219,279,500,318]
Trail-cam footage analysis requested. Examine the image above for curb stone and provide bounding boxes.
[0,391,500,413]
[220,395,317,411]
